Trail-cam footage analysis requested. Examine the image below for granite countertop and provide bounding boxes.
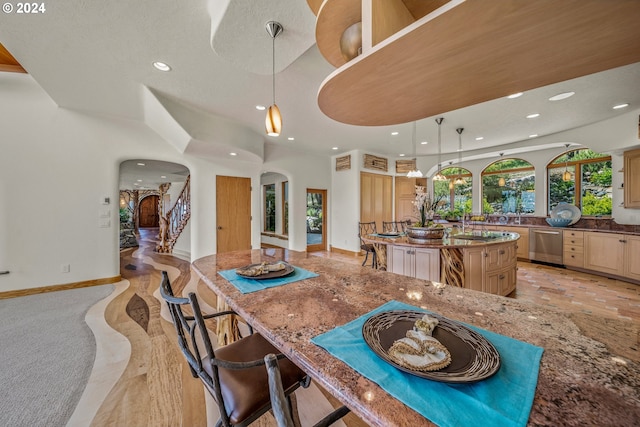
[192,249,640,427]
[365,231,520,249]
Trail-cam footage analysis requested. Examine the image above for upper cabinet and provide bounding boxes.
[623,148,640,209]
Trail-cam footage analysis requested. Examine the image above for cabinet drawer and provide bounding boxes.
[564,236,584,246]
[564,251,584,267]
[563,244,583,254]
[564,230,584,240]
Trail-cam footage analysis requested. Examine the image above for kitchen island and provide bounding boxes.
[192,248,640,427]
[363,231,520,296]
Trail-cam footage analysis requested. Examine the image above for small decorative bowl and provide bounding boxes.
[545,218,572,227]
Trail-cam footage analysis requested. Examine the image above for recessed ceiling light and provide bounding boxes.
[288,137,295,141]
[399,153,405,157]
[256,105,266,111]
[230,152,237,156]
[613,103,629,109]
[420,141,428,145]
[391,131,399,136]
[549,91,575,101]
[152,61,171,72]
[332,147,339,150]
[137,162,145,166]
[475,136,484,141]
[507,92,523,99]
[526,113,540,119]
[529,134,538,138]
[137,179,142,182]
[160,175,166,179]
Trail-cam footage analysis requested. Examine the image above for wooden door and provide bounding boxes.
[139,195,159,227]
[415,248,440,282]
[306,189,327,252]
[360,172,393,230]
[216,176,251,253]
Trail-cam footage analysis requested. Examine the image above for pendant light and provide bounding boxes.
[265,21,283,137]
[454,127,466,185]
[498,152,506,187]
[562,143,572,181]
[432,117,447,181]
[407,121,423,178]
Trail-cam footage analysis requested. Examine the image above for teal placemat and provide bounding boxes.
[218,265,318,294]
[312,300,543,427]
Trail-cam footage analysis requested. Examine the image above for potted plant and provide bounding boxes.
[406,189,446,240]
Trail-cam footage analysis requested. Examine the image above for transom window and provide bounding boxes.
[482,158,535,214]
[547,148,611,216]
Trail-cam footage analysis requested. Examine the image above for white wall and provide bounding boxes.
[331,150,360,253]
[262,144,331,252]
[0,74,255,291]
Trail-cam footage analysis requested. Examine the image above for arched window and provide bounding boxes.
[547,148,611,216]
[433,166,472,219]
[482,158,535,214]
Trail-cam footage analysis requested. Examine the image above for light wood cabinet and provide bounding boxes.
[483,225,529,260]
[463,247,485,293]
[563,230,584,268]
[388,245,440,282]
[623,148,640,208]
[584,232,625,277]
[360,172,393,231]
[462,242,517,295]
[394,176,426,224]
[623,235,640,281]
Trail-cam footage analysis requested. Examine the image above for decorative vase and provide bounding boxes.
[406,226,445,241]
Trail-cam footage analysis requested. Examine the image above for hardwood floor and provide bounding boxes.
[71,229,639,426]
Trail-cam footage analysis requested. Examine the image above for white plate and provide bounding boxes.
[550,202,581,225]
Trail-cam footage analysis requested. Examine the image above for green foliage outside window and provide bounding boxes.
[547,149,611,216]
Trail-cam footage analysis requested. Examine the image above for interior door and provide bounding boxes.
[216,176,251,253]
[306,189,327,252]
[139,195,159,227]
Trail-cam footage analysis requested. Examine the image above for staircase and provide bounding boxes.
[156,175,190,253]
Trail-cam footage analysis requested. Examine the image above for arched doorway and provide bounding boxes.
[139,195,159,227]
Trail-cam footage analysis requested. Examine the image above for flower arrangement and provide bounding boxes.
[411,187,445,227]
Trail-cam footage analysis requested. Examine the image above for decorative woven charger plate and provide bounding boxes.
[235,262,294,280]
[362,310,500,383]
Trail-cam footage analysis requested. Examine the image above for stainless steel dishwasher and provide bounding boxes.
[529,228,564,265]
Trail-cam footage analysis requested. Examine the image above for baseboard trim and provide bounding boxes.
[329,246,360,257]
[0,275,122,300]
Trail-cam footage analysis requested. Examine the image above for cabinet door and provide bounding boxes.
[360,172,393,230]
[624,148,640,208]
[414,248,440,282]
[624,236,640,281]
[485,244,511,271]
[463,247,484,292]
[388,245,407,275]
[584,232,624,276]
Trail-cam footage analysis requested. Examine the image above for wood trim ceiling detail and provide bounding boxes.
[0,43,26,73]
[317,0,640,126]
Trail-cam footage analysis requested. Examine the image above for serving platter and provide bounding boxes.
[235,262,295,280]
[378,232,402,237]
[550,202,581,225]
[362,310,500,383]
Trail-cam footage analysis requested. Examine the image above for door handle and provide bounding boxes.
[0,271,9,275]
[619,239,627,243]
